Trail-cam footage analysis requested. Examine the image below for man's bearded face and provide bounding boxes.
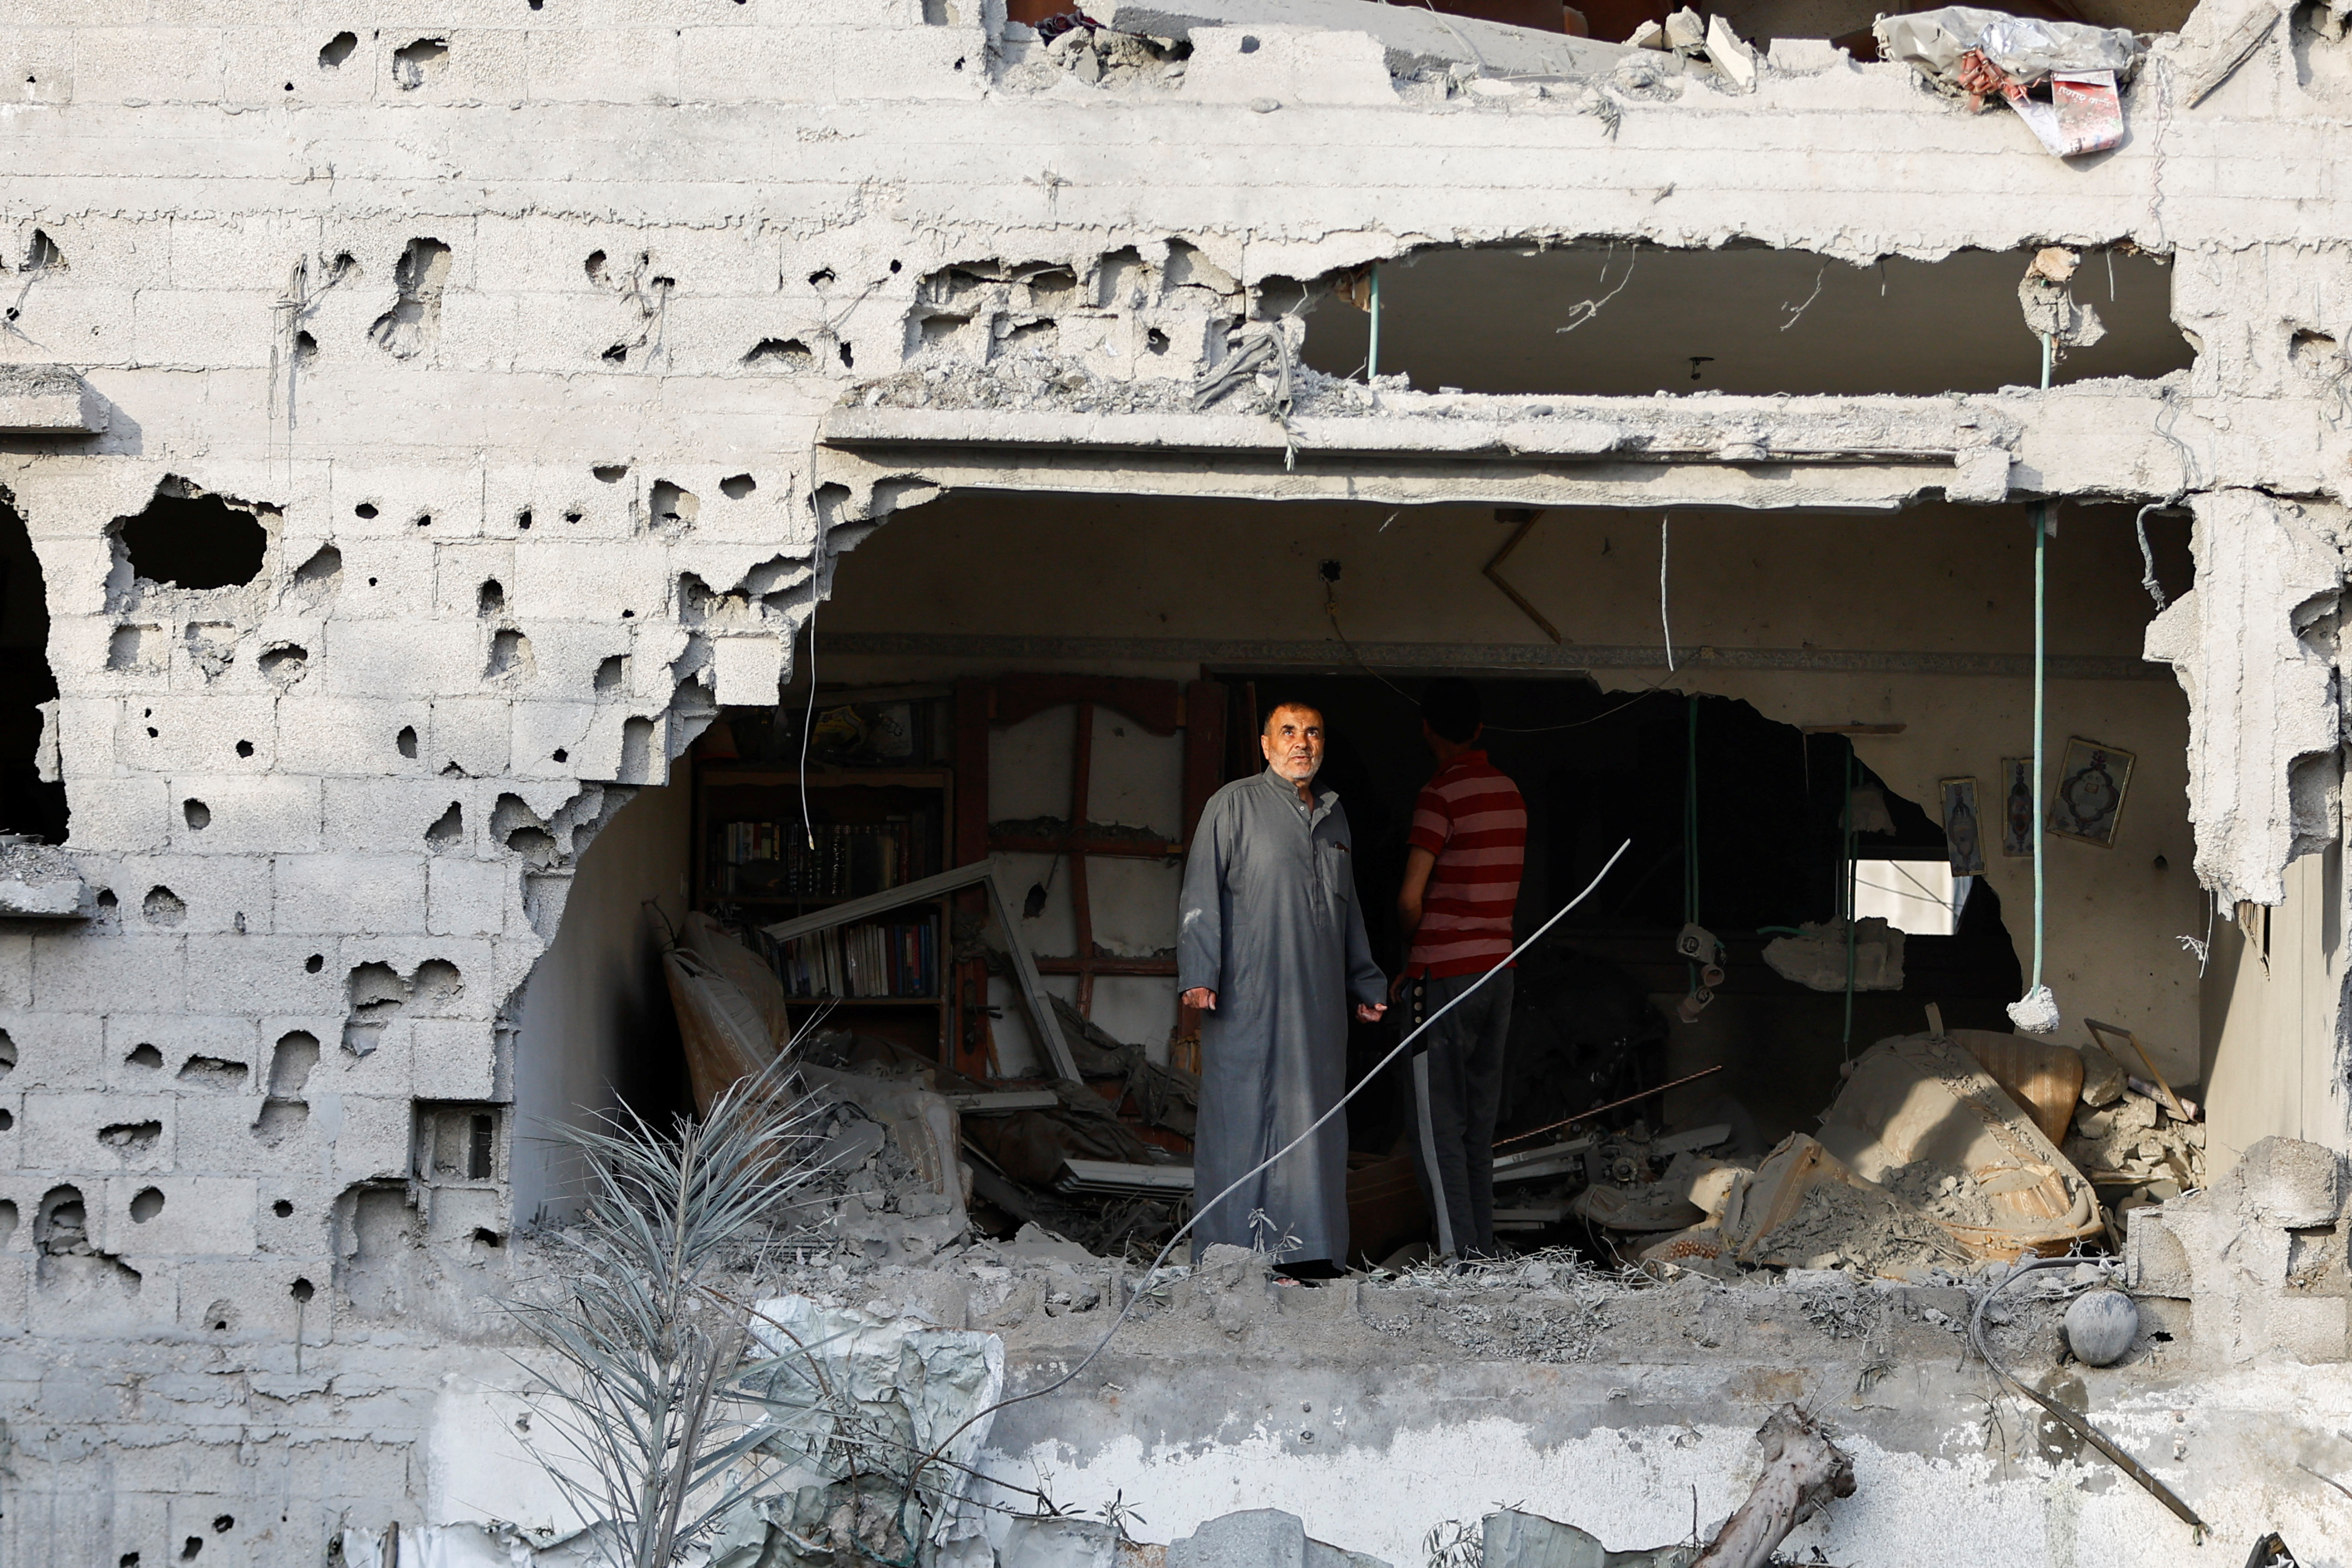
[1261,706,1326,784]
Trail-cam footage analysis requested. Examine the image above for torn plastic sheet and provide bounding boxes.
[1877,7,2139,155]
[706,1295,1007,1568]
[2003,71,2124,157]
[1877,7,2140,86]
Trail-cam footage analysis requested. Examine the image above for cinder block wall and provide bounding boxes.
[0,0,2347,1554]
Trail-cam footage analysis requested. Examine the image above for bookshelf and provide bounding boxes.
[691,762,957,1054]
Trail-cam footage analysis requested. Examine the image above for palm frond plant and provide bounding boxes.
[504,1045,836,1568]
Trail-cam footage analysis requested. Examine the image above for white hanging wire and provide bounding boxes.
[1659,515,1676,673]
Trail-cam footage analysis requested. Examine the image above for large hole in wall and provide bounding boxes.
[0,490,67,842]
[111,478,272,591]
[519,483,2201,1264]
[1294,244,2194,397]
[807,488,2198,1255]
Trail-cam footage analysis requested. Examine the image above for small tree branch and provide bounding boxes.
[1692,1406,1856,1568]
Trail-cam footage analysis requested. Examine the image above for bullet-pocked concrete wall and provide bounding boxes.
[1,0,2351,1553]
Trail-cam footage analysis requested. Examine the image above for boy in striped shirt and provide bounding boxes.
[1396,678,1526,1259]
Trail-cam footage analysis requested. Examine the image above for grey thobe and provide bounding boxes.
[1177,768,1386,1265]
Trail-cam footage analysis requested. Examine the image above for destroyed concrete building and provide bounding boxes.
[6,0,2352,1560]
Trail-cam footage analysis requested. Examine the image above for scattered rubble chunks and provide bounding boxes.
[1640,1030,2104,1279]
[2065,1082,2205,1193]
[1720,1133,1966,1276]
[0,836,91,918]
[1760,917,1903,991]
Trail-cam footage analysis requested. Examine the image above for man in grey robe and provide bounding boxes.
[1178,702,1387,1272]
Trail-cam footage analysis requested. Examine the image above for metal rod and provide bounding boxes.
[1367,263,1381,381]
[1493,1063,1727,1147]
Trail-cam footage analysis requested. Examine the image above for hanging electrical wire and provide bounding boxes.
[795,554,824,852]
[1659,514,1677,672]
[1842,742,1858,1055]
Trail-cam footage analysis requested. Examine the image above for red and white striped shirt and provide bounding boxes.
[1406,750,1527,978]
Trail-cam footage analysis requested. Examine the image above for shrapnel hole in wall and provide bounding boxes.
[745,337,814,370]
[391,37,449,90]
[1294,243,2194,396]
[369,238,452,358]
[269,1031,319,1094]
[177,1054,246,1089]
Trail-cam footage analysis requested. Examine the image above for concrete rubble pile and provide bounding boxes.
[668,913,1197,1263]
[1507,1027,2192,1283]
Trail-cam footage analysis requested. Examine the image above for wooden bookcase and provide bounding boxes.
[691,762,959,1057]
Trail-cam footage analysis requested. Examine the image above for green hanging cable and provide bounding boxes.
[2010,332,2060,1033]
[2034,329,2052,998]
[1687,697,1700,924]
[2033,499,2047,994]
[1843,741,1857,1054]
[1684,696,1701,1000]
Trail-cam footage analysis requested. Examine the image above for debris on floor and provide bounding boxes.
[0,833,91,918]
[1631,1029,2106,1279]
[675,892,2198,1302]
[1876,6,2141,157]
[2065,1073,2207,1207]
[1624,6,1758,93]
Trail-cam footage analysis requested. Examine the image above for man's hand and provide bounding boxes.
[1356,1002,1387,1022]
[1180,988,1217,1011]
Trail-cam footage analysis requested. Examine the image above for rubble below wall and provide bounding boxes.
[800,1243,2350,1567]
[15,1228,2344,1568]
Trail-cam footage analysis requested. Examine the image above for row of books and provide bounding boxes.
[764,917,940,1000]
[711,814,934,899]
